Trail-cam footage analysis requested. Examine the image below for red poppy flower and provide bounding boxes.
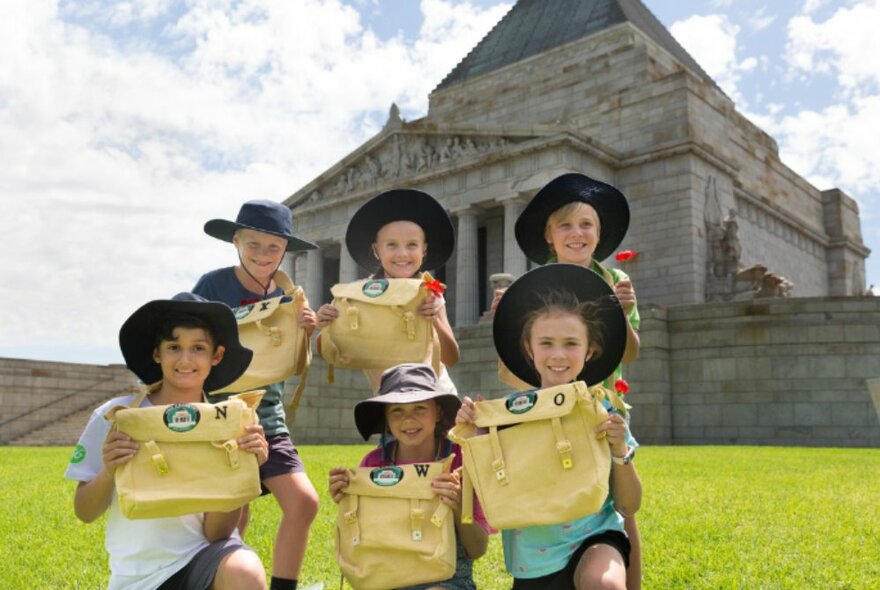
[614,378,630,395]
[424,277,447,297]
[615,250,638,262]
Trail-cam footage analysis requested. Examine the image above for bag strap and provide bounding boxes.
[273,269,297,296]
[489,426,509,486]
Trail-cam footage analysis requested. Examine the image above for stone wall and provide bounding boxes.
[0,358,138,444]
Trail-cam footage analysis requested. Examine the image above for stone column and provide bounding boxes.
[501,197,528,278]
[454,208,479,326]
[339,242,358,283]
[280,253,296,282]
[306,248,323,306]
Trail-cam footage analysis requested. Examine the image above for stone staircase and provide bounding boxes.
[0,358,139,446]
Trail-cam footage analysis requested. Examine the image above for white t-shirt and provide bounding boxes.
[64,394,210,590]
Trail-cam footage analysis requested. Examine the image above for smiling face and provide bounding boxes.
[152,327,224,395]
[372,221,427,278]
[384,400,441,459]
[524,311,593,388]
[545,202,601,266]
[232,228,288,283]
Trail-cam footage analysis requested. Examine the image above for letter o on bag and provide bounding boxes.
[553,393,565,406]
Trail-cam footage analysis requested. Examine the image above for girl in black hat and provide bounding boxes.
[65,293,269,590]
[316,189,461,394]
[460,265,641,590]
[328,364,490,590]
[194,199,320,590]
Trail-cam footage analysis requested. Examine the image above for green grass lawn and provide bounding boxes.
[1,445,878,589]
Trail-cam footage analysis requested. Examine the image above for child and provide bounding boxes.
[460,265,641,590]
[329,363,490,590]
[65,292,268,590]
[194,199,320,590]
[502,172,643,589]
[316,189,460,393]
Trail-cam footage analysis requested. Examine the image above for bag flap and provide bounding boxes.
[231,293,294,326]
[343,460,449,500]
[114,398,249,442]
[474,381,589,428]
[330,278,424,306]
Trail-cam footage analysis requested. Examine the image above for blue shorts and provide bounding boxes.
[259,432,305,495]
[158,538,251,590]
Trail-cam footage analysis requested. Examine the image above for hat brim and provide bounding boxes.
[346,190,455,272]
[493,264,627,388]
[515,173,630,264]
[354,389,461,441]
[204,219,318,252]
[119,298,253,393]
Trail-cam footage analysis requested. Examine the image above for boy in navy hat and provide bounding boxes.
[65,293,268,590]
[194,199,319,590]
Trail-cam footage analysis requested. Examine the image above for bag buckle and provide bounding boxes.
[411,501,425,541]
[556,440,573,470]
[268,325,281,347]
[218,439,240,470]
[491,459,508,485]
[145,440,169,476]
[402,311,416,340]
[347,305,359,330]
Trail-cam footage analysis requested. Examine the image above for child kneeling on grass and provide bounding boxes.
[329,364,490,590]
[65,293,269,590]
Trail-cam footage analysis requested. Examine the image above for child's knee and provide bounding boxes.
[213,549,266,590]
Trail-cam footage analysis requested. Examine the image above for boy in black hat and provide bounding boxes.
[194,199,319,590]
[65,293,268,590]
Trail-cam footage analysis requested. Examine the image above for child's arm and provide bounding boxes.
[614,278,641,363]
[203,508,243,542]
[433,471,489,559]
[595,413,641,517]
[73,431,138,523]
[418,294,460,367]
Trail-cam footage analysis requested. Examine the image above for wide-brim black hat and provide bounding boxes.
[346,189,455,272]
[493,264,627,388]
[516,173,630,264]
[119,292,253,392]
[354,364,461,440]
[205,199,318,252]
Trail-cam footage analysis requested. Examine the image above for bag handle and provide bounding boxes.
[271,270,313,420]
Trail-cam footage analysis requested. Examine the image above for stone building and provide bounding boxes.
[277,0,878,446]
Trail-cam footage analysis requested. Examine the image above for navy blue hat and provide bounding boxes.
[516,173,630,263]
[205,199,318,252]
[119,292,253,392]
[493,265,627,388]
[346,189,455,272]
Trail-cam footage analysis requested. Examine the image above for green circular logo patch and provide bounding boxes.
[505,391,537,414]
[233,304,254,320]
[70,444,86,464]
[370,466,404,487]
[164,404,200,433]
[362,279,389,298]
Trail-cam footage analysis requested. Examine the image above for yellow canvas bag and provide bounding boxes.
[448,381,625,530]
[335,459,456,590]
[319,273,440,382]
[107,388,264,520]
[213,270,311,413]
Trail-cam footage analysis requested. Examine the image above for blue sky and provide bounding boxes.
[1,0,878,366]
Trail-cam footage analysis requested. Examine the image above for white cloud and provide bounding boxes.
[747,9,776,32]
[0,0,509,362]
[786,0,880,96]
[669,14,755,105]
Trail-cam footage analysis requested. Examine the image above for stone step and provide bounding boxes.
[9,400,109,446]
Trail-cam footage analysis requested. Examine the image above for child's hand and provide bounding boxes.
[489,288,507,317]
[298,306,318,333]
[456,395,483,426]
[417,293,443,321]
[316,304,339,328]
[432,471,462,512]
[102,431,138,475]
[595,413,628,457]
[238,424,269,465]
[613,279,636,314]
[328,467,352,503]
